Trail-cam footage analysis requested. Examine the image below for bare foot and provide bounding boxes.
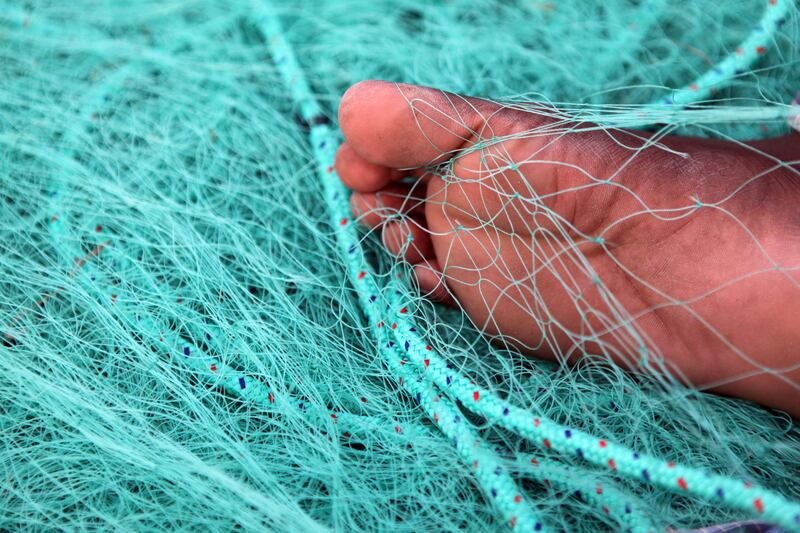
[335,80,800,417]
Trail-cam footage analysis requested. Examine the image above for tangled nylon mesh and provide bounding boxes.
[0,1,799,531]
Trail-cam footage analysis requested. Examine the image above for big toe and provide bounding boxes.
[338,80,509,169]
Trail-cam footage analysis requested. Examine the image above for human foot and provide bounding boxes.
[335,80,800,417]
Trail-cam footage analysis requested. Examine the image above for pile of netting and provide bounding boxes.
[1,1,798,531]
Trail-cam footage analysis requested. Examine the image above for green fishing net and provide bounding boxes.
[1,1,799,531]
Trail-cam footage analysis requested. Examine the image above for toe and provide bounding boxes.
[413,260,456,306]
[381,218,433,264]
[350,184,426,228]
[335,142,402,193]
[338,80,510,169]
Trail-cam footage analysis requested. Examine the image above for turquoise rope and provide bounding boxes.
[654,0,794,108]
[506,453,653,532]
